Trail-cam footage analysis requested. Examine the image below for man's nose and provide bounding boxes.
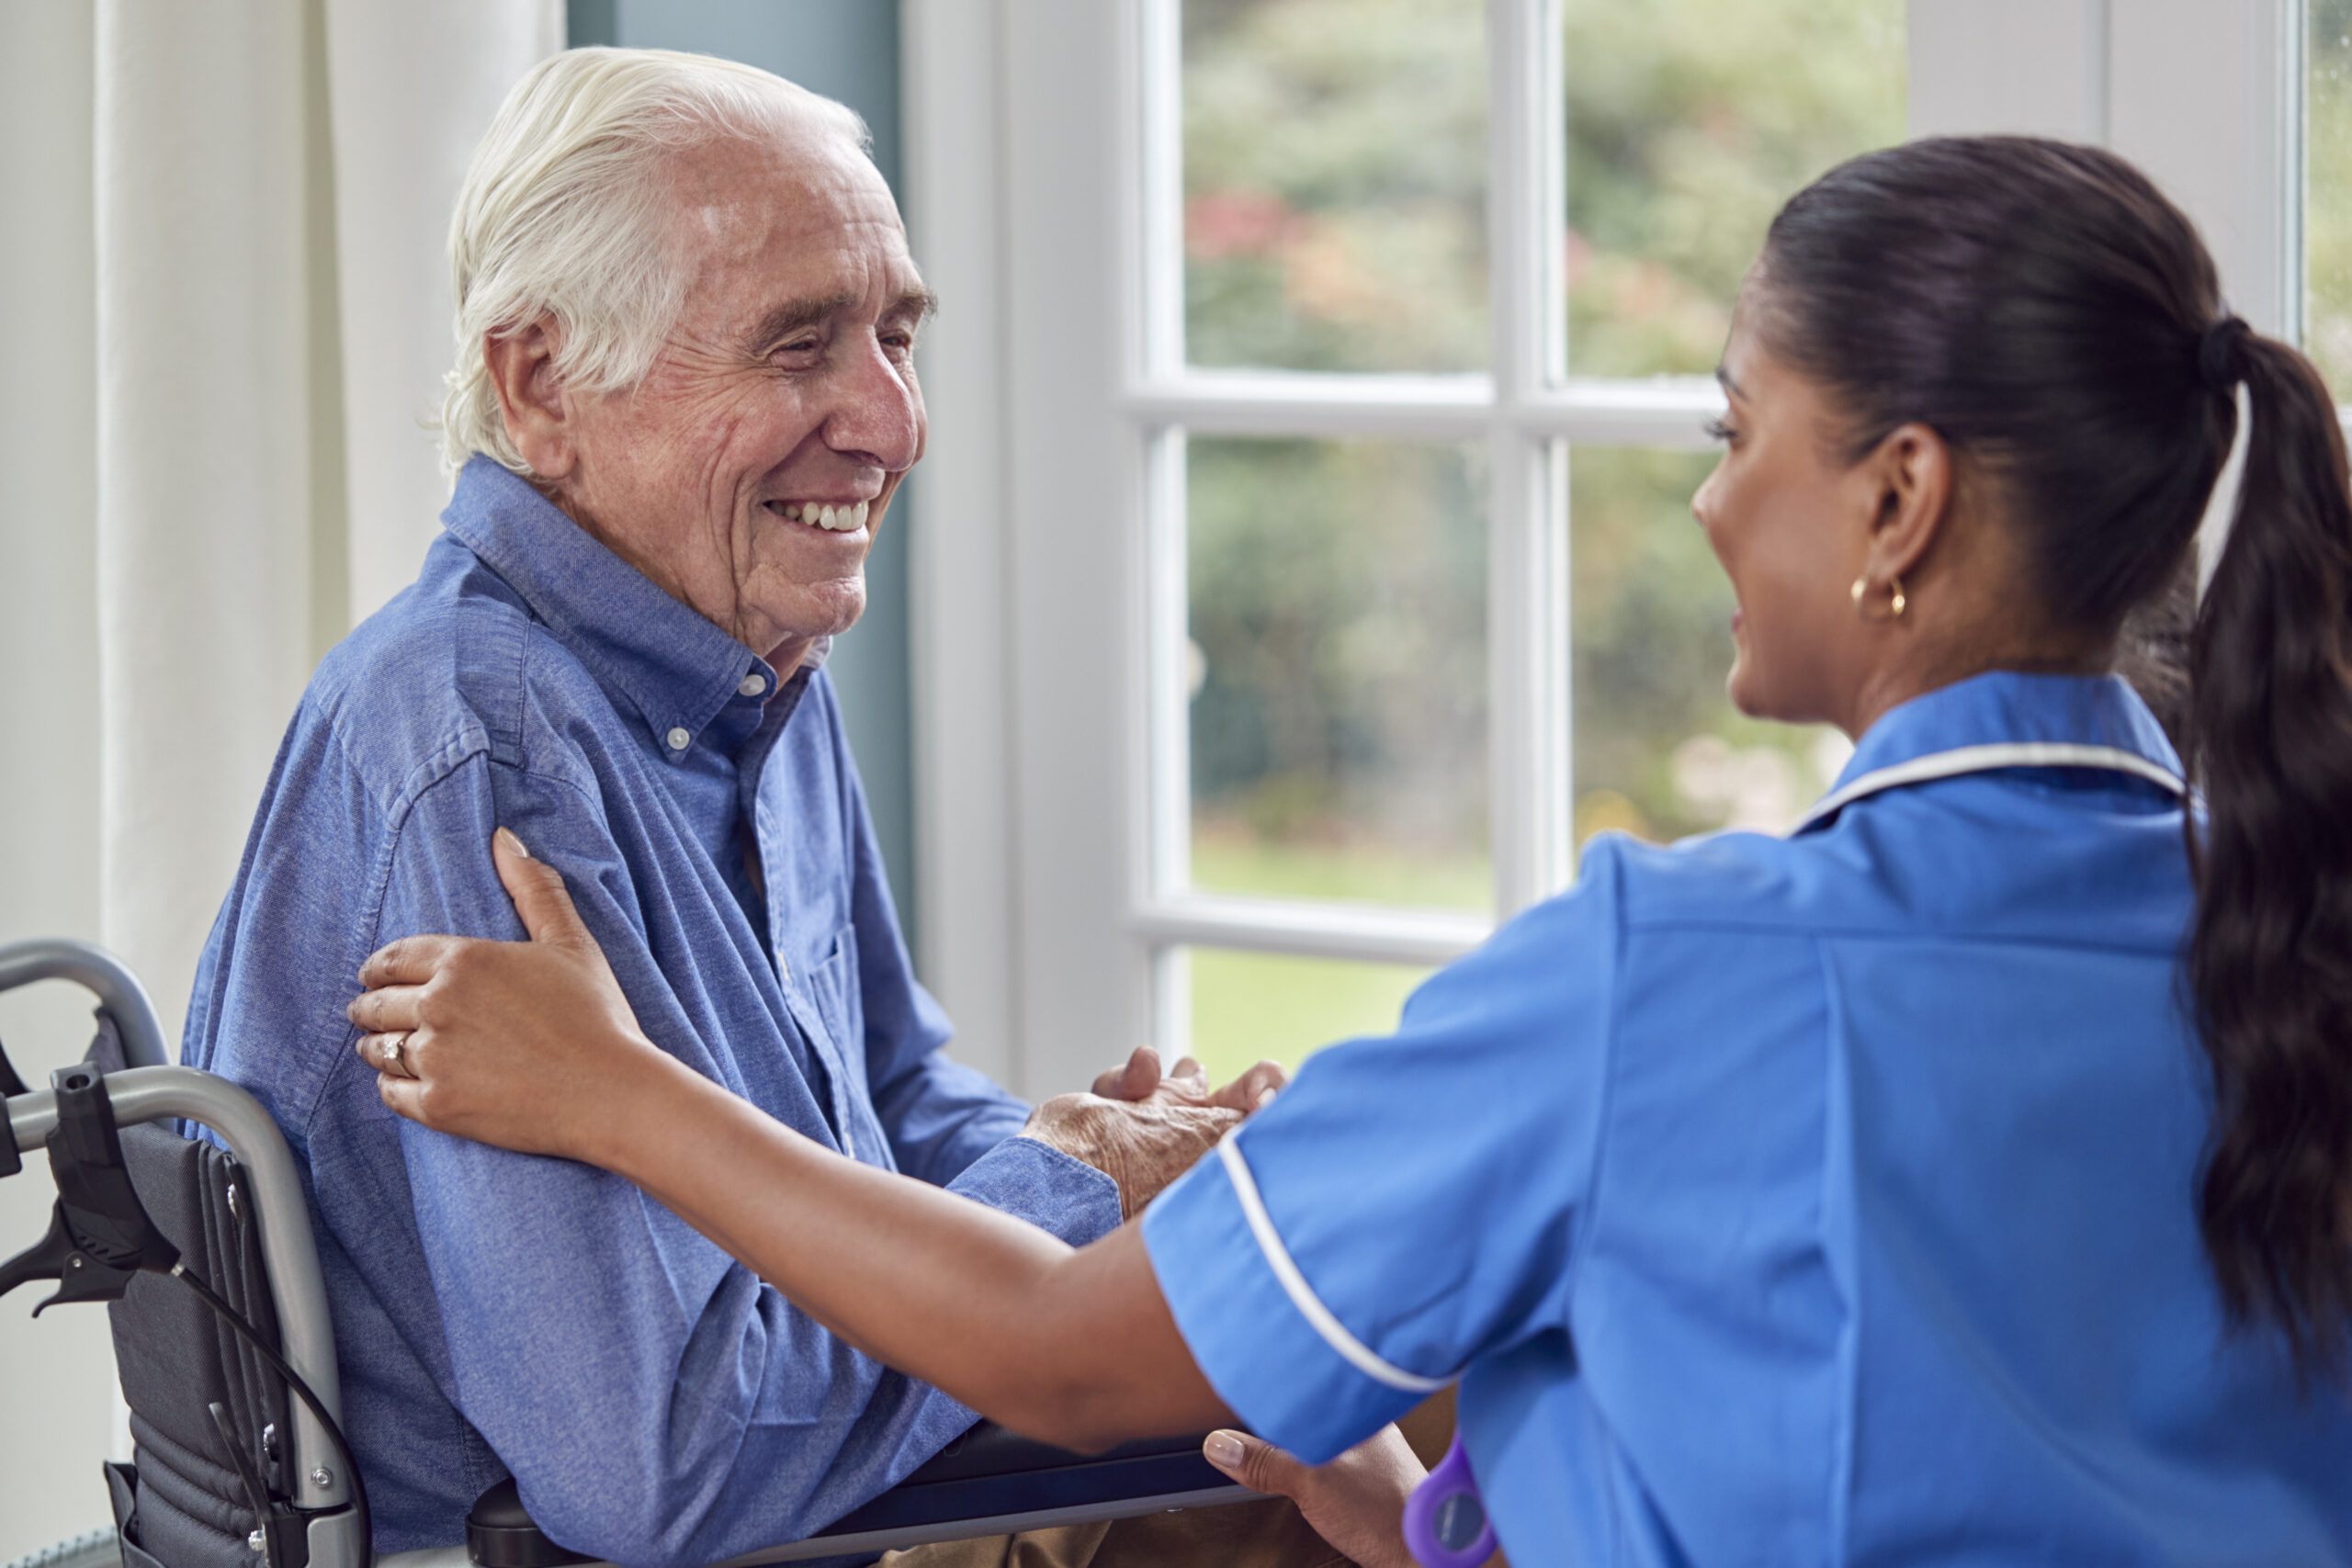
[822,338,923,472]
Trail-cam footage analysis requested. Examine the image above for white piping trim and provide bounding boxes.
[1216,1138,1453,1393]
[1795,742,2187,835]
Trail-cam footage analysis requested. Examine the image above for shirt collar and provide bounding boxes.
[1802,671,2185,833]
[442,457,820,760]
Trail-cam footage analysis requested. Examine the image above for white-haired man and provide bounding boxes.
[183,49,1314,1565]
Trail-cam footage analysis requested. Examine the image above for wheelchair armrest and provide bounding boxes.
[806,1423,1239,1541]
[462,1423,1248,1567]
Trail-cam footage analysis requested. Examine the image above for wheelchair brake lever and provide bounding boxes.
[0,1201,139,1314]
[0,1065,179,1314]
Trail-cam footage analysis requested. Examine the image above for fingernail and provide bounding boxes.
[496,827,531,860]
[1255,1087,1277,1110]
[1204,1431,1245,1468]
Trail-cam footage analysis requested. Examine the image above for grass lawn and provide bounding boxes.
[1181,830,1464,1082]
[1189,826,1490,910]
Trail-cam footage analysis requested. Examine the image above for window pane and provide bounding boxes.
[1570,447,1849,843]
[2312,2,2352,396]
[1185,947,1433,1082]
[1182,0,1487,372]
[1561,0,1904,379]
[1187,437,1489,910]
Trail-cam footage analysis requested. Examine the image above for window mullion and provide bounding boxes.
[1132,0,1185,381]
[1143,426,1192,907]
[1487,0,1572,917]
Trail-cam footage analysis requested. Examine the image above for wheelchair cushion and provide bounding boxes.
[105,1123,292,1568]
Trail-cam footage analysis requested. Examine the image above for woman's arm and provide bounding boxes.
[557,1045,1225,1450]
[353,829,1226,1450]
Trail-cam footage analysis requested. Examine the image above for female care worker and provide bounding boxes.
[346,137,2352,1564]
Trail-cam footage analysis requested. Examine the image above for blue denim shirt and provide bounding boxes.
[184,457,1121,1565]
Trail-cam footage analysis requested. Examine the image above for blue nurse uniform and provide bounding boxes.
[1142,671,2352,1565]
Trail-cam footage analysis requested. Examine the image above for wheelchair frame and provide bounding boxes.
[2,940,1252,1568]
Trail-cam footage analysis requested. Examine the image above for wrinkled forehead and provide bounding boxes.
[672,117,906,263]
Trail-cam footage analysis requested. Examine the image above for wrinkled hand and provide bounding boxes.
[1023,1046,1287,1218]
[1089,1044,1289,1114]
[1202,1425,1427,1568]
[346,828,672,1164]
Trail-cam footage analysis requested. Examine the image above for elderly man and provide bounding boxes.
[185,48,1298,1565]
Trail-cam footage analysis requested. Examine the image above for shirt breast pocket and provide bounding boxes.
[800,921,866,1095]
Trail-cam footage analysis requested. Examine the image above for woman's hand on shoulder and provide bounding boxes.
[347,827,676,1165]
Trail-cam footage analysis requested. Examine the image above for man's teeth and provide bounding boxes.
[779,501,869,532]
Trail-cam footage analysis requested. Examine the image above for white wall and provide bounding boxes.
[0,2,559,1549]
[0,6,118,1556]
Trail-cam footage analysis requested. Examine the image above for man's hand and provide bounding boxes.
[1023,1046,1288,1217]
[1022,1089,1238,1219]
[1202,1425,1429,1568]
[1090,1044,1289,1113]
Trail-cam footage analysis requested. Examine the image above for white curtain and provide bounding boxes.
[0,1,560,1549]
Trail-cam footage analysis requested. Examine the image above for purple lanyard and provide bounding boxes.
[1402,1432,1496,1568]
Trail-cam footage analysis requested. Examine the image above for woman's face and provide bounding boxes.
[1691,311,1879,728]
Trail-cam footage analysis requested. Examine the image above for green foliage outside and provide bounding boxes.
[1176,0,1900,1075]
[1187,950,1434,1086]
[2312,0,2352,395]
[1182,0,1488,373]
[1563,0,1904,376]
[1187,437,1489,908]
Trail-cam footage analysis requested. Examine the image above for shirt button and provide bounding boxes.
[739,673,767,697]
[666,727,692,751]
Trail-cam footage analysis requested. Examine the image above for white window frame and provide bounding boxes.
[903,0,2298,1099]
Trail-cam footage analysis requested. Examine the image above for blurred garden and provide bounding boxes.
[1176,0,1903,1080]
[2311,0,2352,397]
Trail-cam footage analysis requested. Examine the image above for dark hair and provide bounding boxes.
[1757,136,2352,1376]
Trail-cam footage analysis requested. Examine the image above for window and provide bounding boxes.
[906,0,2300,1098]
[1139,0,1895,1082]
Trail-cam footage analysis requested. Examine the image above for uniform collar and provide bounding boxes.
[441,456,825,761]
[1797,671,2185,835]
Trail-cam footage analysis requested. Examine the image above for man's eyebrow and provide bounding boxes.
[745,292,859,351]
[744,288,939,351]
[1714,363,1745,400]
[889,287,940,324]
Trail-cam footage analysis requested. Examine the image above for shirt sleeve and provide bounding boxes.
[378,756,1085,1566]
[838,732,1050,1190]
[1140,848,1625,1463]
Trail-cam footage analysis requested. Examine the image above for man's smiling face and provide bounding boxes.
[548,114,931,667]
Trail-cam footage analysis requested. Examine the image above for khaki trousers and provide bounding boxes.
[878,1395,1490,1568]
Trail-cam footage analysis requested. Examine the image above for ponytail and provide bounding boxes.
[2188,330,2352,1376]
[1756,136,2352,1377]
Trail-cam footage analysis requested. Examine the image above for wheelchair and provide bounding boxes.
[1,939,1252,1568]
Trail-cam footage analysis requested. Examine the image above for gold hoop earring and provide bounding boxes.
[1850,574,1907,621]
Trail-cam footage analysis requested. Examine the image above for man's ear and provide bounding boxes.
[483,320,578,481]
[1858,421,1953,588]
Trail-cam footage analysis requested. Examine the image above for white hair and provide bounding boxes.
[440,47,871,475]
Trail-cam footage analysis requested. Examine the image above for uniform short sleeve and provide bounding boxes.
[1141,849,1625,1462]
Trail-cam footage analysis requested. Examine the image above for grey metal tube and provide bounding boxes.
[10,1066,348,1517]
[0,939,171,1069]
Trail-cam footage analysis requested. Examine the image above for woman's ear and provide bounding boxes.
[1858,421,1954,587]
[483,319,578,481]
